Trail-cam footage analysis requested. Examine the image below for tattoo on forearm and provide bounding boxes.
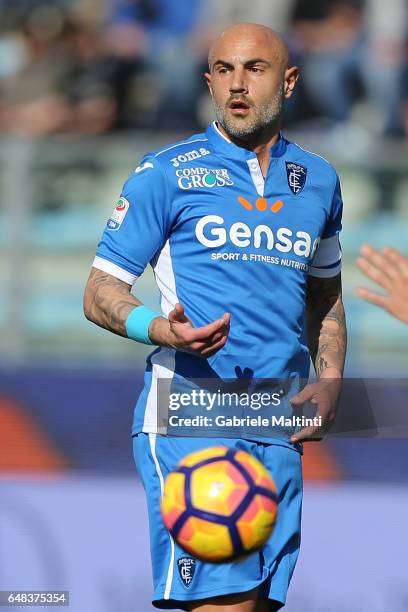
[318,356,329,374]
[84,268,141,337]
[315,300,347,376]
[306,273,347,377]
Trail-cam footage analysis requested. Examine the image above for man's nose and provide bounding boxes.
[229,67,248,94]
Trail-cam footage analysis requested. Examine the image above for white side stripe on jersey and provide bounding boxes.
[151,239,178,317]
[142,238,178,428]
[92,256,137,285]
[148,433,175,600]
[143,348,176,432]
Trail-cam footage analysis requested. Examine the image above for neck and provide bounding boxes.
[216,120,281,153]
[216,120,281,176]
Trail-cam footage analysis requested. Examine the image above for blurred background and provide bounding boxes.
[0,1,407,611]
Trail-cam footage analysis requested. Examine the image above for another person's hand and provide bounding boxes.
[356,245,408,324]
[149,303,230,358]
[289,375,342,443]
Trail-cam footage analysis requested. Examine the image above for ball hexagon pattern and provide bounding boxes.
[161,446,278,563]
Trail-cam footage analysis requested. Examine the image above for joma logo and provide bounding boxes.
[170,148,210,167]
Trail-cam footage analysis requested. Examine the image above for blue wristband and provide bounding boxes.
[125,306,160,345]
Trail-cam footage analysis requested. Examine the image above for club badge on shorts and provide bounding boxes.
[286,162,307,195]
[107,196,129,230]
[177,557,196,588]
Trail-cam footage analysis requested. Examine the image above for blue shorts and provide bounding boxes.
[133,434,302,610]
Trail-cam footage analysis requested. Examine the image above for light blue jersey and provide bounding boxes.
[93,123,343,609]
[94,122,342,441]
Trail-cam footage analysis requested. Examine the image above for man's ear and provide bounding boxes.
[204,71,212,95]
[284,66,299,99]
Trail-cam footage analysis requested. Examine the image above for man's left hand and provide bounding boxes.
[289,377,342,443]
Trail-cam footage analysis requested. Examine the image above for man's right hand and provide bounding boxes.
[149,303,230,358]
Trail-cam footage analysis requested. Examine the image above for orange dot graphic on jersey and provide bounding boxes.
[237,196,253,211]
[270,200,284,213]
[237,196,285,214]
[255,198,268,212]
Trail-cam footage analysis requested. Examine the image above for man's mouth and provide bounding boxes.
[228,100,251,116]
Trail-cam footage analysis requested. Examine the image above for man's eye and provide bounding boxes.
[250,67,263,73]
[218,67,229,74]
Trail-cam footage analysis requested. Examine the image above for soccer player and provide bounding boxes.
[84,23,347,612]
[356,244,408,324]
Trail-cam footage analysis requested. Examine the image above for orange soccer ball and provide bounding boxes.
[161,446,278,563]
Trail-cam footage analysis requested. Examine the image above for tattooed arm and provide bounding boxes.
[290,273,347,443]
[83,268,142,337]
[83,267,230,356]
[305,272,347,378]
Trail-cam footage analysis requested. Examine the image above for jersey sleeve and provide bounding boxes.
[93,157,171,284]
[309,173,343,278]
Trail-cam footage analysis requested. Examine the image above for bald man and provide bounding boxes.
[84,23,346,612]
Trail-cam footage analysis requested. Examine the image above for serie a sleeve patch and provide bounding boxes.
[106,196,130,230]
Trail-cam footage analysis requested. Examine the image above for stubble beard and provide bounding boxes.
[213,85,284,141]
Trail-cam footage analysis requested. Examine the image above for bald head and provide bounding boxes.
[205,22,298,142]
[208,23,289,73]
